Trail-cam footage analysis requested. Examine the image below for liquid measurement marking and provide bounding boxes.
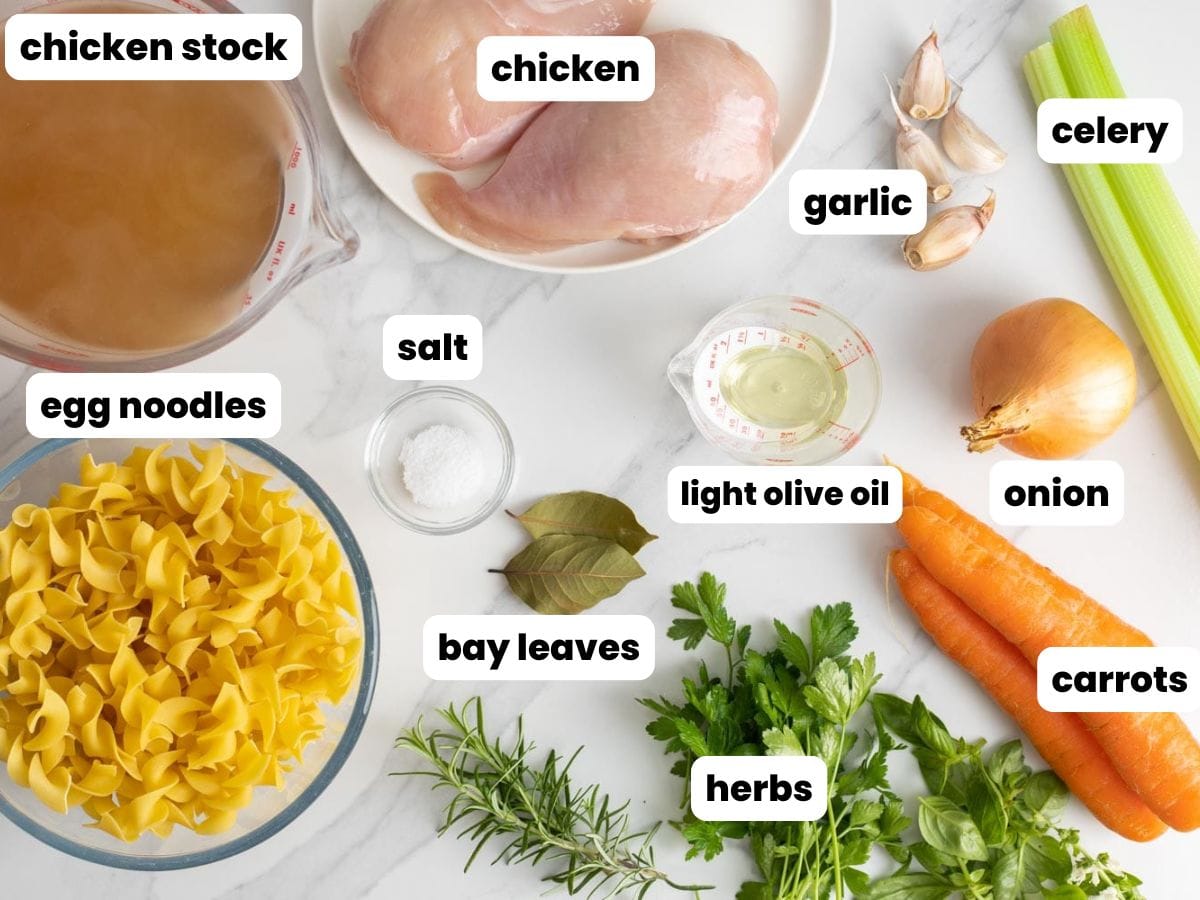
[822,421,860,447]
[695,326,848,444]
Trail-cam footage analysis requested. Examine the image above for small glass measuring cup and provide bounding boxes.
[0,0,359,371]
[669,296,882,465]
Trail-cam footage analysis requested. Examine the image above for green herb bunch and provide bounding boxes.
[396,698,707,899]
[867,694,1144,900]
[640,574,909,900]
[640,574,1143,900]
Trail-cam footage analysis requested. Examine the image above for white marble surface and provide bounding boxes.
[3,0,1200,896]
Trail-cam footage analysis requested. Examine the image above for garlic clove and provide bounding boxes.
[941,93,1007,174]
[899,30,952,120]
[902,190,996,271]
[888,78,953,202]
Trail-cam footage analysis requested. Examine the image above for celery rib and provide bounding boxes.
[1023,36,1200,459]
[1050,7,1200,362]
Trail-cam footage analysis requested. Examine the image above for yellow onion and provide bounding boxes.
[961,299,1137,458]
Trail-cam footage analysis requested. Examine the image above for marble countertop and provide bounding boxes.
[3,0,1200,896]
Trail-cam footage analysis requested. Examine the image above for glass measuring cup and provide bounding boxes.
[0,0,359,371]
[669,296,882,465]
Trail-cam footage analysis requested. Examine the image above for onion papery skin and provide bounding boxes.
[963,298,1137,459]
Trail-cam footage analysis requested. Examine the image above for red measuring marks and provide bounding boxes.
[822,421,861,448]
[790,299,821,317]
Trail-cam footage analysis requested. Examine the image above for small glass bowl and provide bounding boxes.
[365,387,516,535]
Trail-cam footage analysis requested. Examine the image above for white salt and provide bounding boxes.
[399,424,485,509]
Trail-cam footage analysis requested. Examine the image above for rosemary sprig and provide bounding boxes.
[395,697,710,899]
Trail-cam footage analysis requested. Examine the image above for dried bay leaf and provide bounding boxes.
[491,534,645,615]
[508,491,658,555]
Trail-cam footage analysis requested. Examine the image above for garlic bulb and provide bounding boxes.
[888,78,953,202]
[899,31,952,120]
[902,190,996,271]
[941,93,1007,174]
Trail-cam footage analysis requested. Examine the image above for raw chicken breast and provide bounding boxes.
[415,30,780,252]
[346,0,654,170]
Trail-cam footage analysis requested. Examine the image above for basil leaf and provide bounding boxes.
[909,839,958,873]
[918,796,989,862]
[509,491,657,554]
[913,747,955,799]
[873,693,922,745]
[912,696,957,757]
[966,770,1009,845]
[1044,886,1088,900]
[860,872,953,900]
[1024,833,1073,887]
[494,535,644,614]
[986,739,1027,786]
[992,846,1026,900]
[1024,770,1069,818]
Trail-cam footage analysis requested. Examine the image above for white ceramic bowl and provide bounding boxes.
[313,0,837,273]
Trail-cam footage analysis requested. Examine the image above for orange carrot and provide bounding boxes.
[899,470,1136,644]
[895,479,1200,832]
[899,467,1150,637]
[899,504,1152,655]
[894,461,924,505]
[890,550,1167,841]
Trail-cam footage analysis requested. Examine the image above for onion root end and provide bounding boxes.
[961,405,1030,453]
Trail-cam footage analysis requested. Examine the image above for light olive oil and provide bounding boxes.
[719,339,848,433]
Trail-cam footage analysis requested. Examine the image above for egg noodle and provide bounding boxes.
[0,443,362,842]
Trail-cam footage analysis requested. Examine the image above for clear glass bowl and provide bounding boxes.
[365,387,516,535]
[669,296,883,465]
[0,438,379,870]
[0,0,359,371]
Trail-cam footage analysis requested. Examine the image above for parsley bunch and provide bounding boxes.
[867,694,1144,900]
[640,574,908,900]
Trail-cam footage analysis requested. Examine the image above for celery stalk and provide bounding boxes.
[1050,7,1200,359]
[1023,42,1200,457]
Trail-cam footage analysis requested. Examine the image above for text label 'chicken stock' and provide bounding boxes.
[4,13,302,80]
